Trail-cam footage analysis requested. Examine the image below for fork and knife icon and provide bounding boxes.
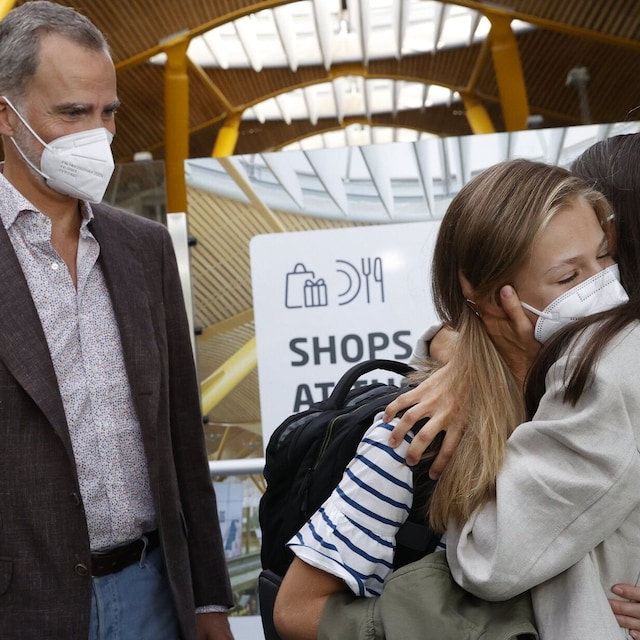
[361,257,384,304]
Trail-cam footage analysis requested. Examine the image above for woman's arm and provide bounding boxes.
[447,331,640,599]
[274,557,346,640]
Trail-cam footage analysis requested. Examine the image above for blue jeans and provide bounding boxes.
[88,544,180,640]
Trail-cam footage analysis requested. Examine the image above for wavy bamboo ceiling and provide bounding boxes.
[8,0,638,162]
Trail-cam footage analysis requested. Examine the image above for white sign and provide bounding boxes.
[250,221,441,449]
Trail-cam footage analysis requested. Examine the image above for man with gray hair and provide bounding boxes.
[0,2,234,638]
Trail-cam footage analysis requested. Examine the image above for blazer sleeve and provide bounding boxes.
[160,227,234,608]
[446,326,640,601]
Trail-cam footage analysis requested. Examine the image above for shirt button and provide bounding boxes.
[75,563,89,577]
[51,263,59,271]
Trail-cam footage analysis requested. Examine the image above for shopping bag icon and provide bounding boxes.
[285,263,315,308]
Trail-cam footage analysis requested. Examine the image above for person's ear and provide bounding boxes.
[459,271,485,318]
[0,97,15,137]
[458,270,475,300]
[459,270,510,320]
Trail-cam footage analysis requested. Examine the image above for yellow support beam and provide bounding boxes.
[201,309,255,340]
[487,13,529,132]
[0,0,16,18]
[461,94,495,134]
[188,59,235,113]
[212,112,242,158]
[164,36,190,213]
[201,336,257,416]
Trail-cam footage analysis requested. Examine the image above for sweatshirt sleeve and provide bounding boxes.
[446,335,640,601]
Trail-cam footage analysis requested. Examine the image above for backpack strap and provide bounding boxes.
[326,359,416,409]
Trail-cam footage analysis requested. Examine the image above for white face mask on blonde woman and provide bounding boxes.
[520,264,628,343]
[513,197,627,343]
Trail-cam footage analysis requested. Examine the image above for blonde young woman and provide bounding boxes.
[273,158,626,639]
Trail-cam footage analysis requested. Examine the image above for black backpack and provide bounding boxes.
[258,359,441,640]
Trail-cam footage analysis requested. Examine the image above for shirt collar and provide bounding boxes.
[0,163,94,230]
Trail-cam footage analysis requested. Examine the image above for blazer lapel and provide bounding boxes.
[0,224,72,451]
[88,208,161,436]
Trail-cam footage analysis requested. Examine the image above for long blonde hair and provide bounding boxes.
[421,159,612,531]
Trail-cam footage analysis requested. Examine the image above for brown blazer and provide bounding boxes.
[0,203,233,639]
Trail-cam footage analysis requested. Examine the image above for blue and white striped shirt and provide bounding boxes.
[287,414,414,597]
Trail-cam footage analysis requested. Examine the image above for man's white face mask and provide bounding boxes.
[520,264,629,343]
[3,96,115,203]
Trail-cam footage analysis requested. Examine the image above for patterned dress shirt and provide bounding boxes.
[0,169,156,551]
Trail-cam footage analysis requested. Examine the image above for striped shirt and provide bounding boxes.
[287,415,414,597]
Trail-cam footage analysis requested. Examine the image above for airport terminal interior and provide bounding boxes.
[4,1,639,636]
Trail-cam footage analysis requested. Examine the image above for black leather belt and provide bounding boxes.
[91,530,159,577]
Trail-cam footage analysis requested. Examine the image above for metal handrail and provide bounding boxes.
[209,458,265,477]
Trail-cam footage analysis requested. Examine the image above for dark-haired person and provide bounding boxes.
[384,133,640,639]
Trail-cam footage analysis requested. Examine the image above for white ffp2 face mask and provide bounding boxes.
[3,96,115,203]
[520,264,629,343]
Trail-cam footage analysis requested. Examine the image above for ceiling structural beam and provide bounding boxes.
[393,0,410,59]
[545,127,567,166]
[467,9,482,46]
[303,86,319,125]
[250,102,267,124]
[456,135,472,184]
[274,94,292,125]
[163,35,190,214]
[187,59,235,112]
[360,146,396,218]
[413,140,435,218]
[392,79,401,119]
[217,156,288,233]
[356,0,372,67]
[116,1,302,71]
[200,336,257,416]
[212,112,243,157]
[312,0,333,71]
[332,77,346,124]
[420,83,431,113]
[235,14,263,72]
[201,29,228,69]
[432,2,449,53]
[487,12,529,131]
[364,79,373,121]
[461,93,495,133]
[446,0,640,52]
[273,5,299,72]
[304,149,350,216]
[464,36,491,95]
[262,152,305,209]
[200,309,255,340]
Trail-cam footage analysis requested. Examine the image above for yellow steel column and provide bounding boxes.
[212,112,242,157]
[164,36,190,213]
[200,337,257,415]
[461,93,495,134]
[487,13,529,131]
[0,0,16,18]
